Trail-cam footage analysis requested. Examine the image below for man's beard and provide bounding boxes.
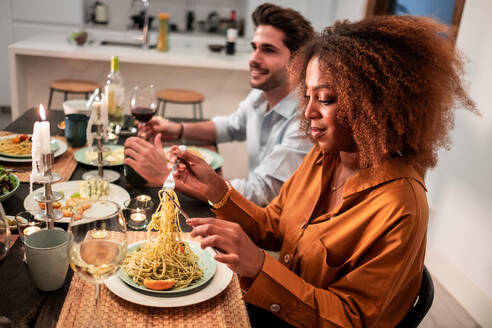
[249,64,289,91]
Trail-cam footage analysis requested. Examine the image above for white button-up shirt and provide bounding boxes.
[212,89,312,206]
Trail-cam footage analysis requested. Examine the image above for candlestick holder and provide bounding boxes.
[32,153,63,229]
[82,123,120,182]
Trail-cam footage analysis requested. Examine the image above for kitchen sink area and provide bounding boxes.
[99,40,156,49]
[100,40,142,47]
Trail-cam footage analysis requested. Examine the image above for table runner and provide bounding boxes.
[0,131,78,183]
[56,231,251,328]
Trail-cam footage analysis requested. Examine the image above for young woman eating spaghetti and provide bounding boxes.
[167,15,478,327]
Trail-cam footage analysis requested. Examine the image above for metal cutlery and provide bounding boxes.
[163,189,222,254]
[164,189,190,220]
[162,145,186,190]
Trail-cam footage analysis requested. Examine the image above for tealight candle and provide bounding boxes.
[130,212,146,222]
[23,226,41,236]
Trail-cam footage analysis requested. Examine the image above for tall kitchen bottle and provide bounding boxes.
[157,13,169,52]
[105,56,125,128]
[226,10,237,55]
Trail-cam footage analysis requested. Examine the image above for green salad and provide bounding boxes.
[0,165,18,196]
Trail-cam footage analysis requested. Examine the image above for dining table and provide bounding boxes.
[0,108,252,327]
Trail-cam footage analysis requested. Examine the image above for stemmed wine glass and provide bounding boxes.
[0,205,10,261]
[67,200,127,328]
[130,84,158,133]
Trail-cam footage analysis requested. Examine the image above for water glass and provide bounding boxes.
[0,214,10,261]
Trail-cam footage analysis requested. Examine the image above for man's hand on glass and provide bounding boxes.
[138,117,182,141]
[124,133,169,186]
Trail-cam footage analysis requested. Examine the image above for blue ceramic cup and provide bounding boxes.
[64,114,89,147]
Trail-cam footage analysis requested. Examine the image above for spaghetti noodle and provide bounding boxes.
[123,189,203,289]
[0,135,32,156]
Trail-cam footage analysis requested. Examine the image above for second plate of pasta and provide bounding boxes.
[0,135,59,158]
[118,240,216,294]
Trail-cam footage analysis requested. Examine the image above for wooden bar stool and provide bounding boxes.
[47,79,101,110]
[156,88,205,119]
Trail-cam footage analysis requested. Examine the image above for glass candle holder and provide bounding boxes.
[16,211,46,243]
[123,195,154,230]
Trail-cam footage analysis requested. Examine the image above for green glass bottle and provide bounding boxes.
[105,56,125,128]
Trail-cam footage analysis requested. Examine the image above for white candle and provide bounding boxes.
[32,104,51,154]
[23,226,41,236]
[30,104,52,186]
[93,97,108,125]
[130,212,146,222]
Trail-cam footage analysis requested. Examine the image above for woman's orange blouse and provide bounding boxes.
[214,145,428,327]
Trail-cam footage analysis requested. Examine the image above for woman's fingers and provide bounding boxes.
[169,146,206,164]
[187,218,265,278]
[213,252,239,265]
[187,217,230,228]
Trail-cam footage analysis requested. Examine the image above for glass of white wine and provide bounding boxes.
[67,200,127,328]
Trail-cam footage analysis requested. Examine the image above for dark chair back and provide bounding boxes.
[396,265,434,328]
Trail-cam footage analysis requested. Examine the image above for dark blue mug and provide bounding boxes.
[64,114,89,147]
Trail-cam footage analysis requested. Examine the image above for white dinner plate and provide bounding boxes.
[105,240,233,308]
[0,135,59,158]
[0,138,67,163]
[23,180,130,223]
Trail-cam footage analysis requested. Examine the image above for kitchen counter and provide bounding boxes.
[8,31,251,181]
[9,31,250,119]
[9,32,250,72]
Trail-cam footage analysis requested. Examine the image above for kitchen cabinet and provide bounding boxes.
[11,0,84,25]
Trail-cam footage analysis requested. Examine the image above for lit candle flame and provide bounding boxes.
[39,104,46,120]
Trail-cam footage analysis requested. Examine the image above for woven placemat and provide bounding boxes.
[56,231,251,328]
[0,131,78,183]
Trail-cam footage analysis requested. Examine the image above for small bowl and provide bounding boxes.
[208,44,224,53]
[62,99,91,115]
[0,174,20,202]
[67,31,95,46]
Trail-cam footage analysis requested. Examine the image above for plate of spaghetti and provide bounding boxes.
[0,135,59,158]
[119,189,216,294]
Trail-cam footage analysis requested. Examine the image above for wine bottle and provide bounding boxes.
[226,10,237,55]
[105,56,125,128]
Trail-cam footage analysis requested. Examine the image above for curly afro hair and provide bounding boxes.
[291,15,477,172]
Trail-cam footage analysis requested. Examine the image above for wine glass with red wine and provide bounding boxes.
[130,84,158,129]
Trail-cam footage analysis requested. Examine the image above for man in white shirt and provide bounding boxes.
[124,3,314,206]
